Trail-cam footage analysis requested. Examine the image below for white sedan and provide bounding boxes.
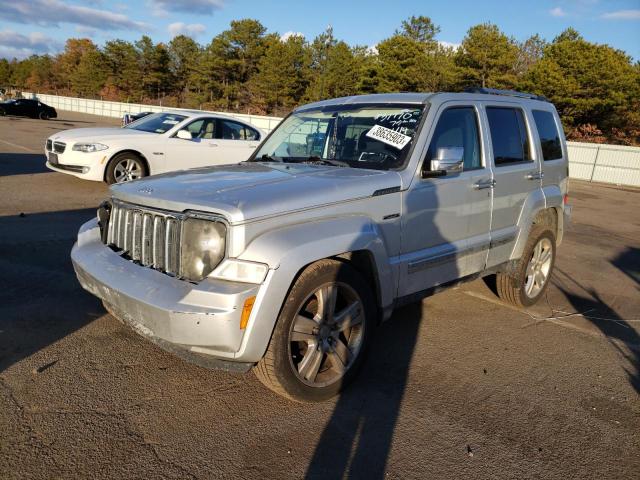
[44,111,264,184]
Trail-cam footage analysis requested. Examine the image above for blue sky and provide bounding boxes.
[0,0,639,60]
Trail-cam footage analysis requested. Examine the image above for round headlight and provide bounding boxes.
[180,217,226,282]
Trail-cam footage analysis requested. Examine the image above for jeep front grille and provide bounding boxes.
[106,200,181,276]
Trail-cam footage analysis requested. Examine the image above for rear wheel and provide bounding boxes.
[105,153,147,184]
[254,259,375,402]
[0,109,5,116]
[493,226,556,307]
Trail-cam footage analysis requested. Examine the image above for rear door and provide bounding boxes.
[482,103,542,268]
[531,108,567,190]
[215,119,261,163]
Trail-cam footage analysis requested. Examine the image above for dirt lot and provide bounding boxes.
[0,112,638,480]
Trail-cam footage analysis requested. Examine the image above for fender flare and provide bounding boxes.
[233,215,395,362]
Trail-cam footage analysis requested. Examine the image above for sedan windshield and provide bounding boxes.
[252,104,424,170]
[124,112,187,134]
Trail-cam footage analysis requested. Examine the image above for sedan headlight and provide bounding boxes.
[180,216,226,282]
[72,142,109,153]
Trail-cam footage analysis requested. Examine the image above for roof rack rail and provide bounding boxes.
[464,87,549,102]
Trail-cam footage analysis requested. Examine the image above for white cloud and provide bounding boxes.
[601,9,640,20]
[438,41,461,50]
[0,30,62,59]
[0,0,148,31]
[151,0,224,16]
[168,22,206,38]
[280,31,304,42]
[549,7,566,17]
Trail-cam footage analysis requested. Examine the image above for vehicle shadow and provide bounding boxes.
[305,302,423,479]
[0,152,49,176]
[306,172,453,478]
[0,209,105,372]
[553,266,640,394]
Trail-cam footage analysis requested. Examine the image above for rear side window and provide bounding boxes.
[427,107,482,170]
[532,110,563,161]
[219,120,260,141]
[486,107,532,166]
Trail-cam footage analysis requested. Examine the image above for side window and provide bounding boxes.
[426,107,482,170]
[532,110,562,161]
[182,119,216,139]
[219,120,260,141]
[486,107,532,166]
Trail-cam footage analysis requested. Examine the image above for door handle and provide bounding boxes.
[473,179,496,190]
[526,172,544,180]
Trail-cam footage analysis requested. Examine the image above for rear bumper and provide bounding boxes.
[71,219,265,369]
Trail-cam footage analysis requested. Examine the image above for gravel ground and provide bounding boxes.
[0,111,638,479]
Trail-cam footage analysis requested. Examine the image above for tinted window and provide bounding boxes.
[486,107,532,166]
[532,110,562,160]
[219,120,260,141]
[427,107,482,170]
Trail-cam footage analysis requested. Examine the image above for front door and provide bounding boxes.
[163,117,222,171]
[399,103,492,297]
[482,103,542,268]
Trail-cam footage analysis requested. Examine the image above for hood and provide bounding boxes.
[111,162,403,224]
[49,127,153,142]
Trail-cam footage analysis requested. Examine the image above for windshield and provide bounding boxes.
[124,112,187,134]
[252,104,424,170]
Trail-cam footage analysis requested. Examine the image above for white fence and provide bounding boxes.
[23,92,283,133]
[566,142,640,187]
[23,92,640,188]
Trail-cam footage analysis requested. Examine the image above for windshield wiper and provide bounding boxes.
[257,154,283,163]
[302,156,349,167]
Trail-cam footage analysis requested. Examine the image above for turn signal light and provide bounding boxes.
[240,296,256,329]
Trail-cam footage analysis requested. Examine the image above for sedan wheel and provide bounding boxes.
[113,157,143,183]
[39,111,50,120]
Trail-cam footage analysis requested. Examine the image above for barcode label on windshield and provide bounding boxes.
[366,125,411,150]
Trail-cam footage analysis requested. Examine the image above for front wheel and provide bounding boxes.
[493,226,556,307]
[254,259,375,402]
[105,153,147,184]
[39,111,50,120]
[0,109,5,116]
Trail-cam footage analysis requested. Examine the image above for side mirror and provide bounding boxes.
[423,147,464,178]
[176,129,193,140]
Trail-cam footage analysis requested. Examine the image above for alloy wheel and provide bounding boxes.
[524,237,553,298]
[113,158,143,183]
[288,282,365,387]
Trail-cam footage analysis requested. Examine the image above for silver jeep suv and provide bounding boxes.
[72,89,571,402]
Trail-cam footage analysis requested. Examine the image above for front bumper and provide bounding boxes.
[71,219,264,370]
[44,148,106,182]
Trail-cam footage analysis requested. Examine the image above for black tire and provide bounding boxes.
[493,226,556,307]
[254,259,376,402]
[39,111,50,120]
[105,152,147,184]
[0,108,5,116]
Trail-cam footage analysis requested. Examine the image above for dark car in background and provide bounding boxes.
[0,98,57,120]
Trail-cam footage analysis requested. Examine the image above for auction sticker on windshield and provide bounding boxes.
[366,125,412,149]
